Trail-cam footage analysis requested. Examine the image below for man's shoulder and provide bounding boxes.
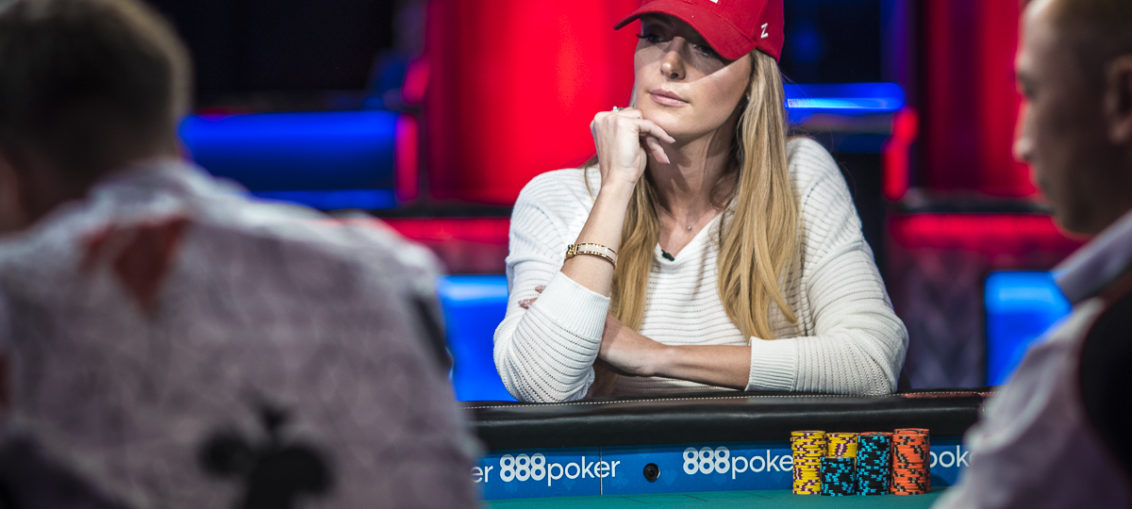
[0,168,438,300]
[191,205,441,290]
[1079,288,1132,479]
[148,160,439,277]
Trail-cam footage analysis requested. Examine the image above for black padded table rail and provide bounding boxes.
[465,390,990,450]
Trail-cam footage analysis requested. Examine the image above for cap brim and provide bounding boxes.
[613,0,755,61]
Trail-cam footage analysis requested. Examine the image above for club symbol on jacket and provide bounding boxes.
[199,399,333,509]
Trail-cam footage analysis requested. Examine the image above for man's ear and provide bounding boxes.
[0,150,29,233]
[1104,55,1132,144]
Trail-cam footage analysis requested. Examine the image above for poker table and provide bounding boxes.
[465,390,988,507]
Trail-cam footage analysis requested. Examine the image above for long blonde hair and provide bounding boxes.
[604,51,799,339]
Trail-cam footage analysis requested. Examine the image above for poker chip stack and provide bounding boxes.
[855,431,893,495]
[819,432,858,496]
[790,430,826,495]
[820,457,856,496]
[892,428,931,495]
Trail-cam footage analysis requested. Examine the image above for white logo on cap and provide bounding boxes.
[761,23,769,39]
[708,0,719,3]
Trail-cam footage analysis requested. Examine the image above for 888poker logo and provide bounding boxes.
[474,441,970,499]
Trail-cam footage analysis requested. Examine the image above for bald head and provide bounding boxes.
[1026,0,1132,82]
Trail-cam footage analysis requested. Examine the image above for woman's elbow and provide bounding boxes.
[851,314,907,394]
[833,366,895,396]
[866,373,899,395]
[861,344,902,395]
[494,346,536,402]
[494,347,590,403]
[837,332,903,395]
[500,372,588,403]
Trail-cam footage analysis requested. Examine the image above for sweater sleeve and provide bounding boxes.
[493,173,611,402]
[747,139,908,395]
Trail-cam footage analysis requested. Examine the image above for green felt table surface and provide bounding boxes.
[484,489,943,508]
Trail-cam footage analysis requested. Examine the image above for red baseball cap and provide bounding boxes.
[614,0,785,62]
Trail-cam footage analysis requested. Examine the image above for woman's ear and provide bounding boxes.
[1104,55,1132,144]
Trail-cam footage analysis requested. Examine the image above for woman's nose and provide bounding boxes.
[659,38,687,81]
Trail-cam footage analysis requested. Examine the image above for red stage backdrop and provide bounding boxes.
[922,0,1036,197]
[425,0,640,204]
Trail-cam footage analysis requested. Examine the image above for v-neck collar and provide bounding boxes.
[654,211,724,266]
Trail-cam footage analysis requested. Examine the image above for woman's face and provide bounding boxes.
[633,15,752,142]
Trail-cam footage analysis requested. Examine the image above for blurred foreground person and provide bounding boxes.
[934,0,1132,507]
[0,0,478,507]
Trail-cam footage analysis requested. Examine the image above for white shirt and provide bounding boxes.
[0,160,478,508]
[494,138,908,402]
[933,210,1132,508]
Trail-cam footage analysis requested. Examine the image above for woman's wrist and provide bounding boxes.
[596,179,636,205]
[644,342,677,378]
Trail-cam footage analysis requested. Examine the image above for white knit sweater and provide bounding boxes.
[494,138,908,402]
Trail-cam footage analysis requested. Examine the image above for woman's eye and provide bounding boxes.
[636,32,664,44]
[693,43,720,59]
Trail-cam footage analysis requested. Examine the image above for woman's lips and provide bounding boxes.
[649,90,688,107]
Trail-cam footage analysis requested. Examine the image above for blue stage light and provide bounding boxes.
[179,111,399,210]
[437,275,515,402]
[984,271,1071,385]
[784,82,905,117]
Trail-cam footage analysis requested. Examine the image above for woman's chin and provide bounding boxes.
[639,110,683,135]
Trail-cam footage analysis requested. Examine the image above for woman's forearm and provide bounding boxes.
[654,344,751,390]
[560,183,634,296]
[600,315,751,390]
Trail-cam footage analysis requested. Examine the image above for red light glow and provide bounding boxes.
[424,0,640,205]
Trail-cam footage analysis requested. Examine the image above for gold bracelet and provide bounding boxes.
[565,242,617,268]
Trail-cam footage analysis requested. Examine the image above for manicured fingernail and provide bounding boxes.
[535,285,546,292]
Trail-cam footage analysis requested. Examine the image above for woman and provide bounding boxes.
[494,0,907,402]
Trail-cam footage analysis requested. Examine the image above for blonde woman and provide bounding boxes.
[494,0,908,402]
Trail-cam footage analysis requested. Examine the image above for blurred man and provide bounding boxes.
[934,0,1132,507]
[0,0,478,507]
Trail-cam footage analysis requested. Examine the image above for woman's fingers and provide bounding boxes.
[590,108,640,136]
[635,119,675,144]
[518,286,546,309]
[644,135,670,165]
[593,112,673,175]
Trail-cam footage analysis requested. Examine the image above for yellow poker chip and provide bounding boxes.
[791,430,830,495]
[793,478,822,495]
[826,432,858,458]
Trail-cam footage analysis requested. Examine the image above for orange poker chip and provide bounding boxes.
[890,428,931,495]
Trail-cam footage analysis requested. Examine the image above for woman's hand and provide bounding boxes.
[590,107,674,191]
[598,313,668,377]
